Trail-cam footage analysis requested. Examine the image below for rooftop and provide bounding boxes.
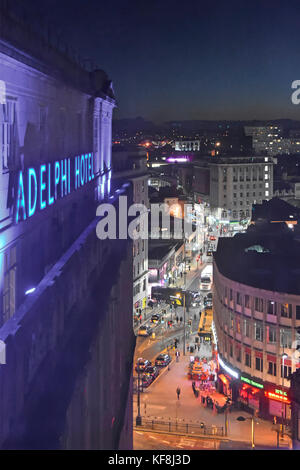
[251,197,300,223]
[214,222,300,295]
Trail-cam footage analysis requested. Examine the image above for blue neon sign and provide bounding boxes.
[15,153,95,224]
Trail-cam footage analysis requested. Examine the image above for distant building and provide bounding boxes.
[251,197,300,226]
[175,140,201,151]
[244,126,300,156]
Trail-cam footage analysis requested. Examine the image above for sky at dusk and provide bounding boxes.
[23,0,300,123]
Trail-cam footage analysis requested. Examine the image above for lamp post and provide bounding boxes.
[281,352,288,438]
[136,371,142,426]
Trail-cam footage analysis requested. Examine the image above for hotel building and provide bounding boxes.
[0,6,134,449]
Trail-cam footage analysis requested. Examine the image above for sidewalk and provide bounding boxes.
[134,350,284,449]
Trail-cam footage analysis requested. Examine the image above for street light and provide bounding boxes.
[236,415,255,449]
[136,371,142,426]
[281,352,288,438]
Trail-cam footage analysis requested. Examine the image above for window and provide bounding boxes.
[266,325,276,343]
[230,343,233,357]
[281,364,292,379]
[229,311,234,329]
[230,289,233,301]
[254,321,263,341]
[237,292,242,305]
[255,357,263,372]
[268,361,276,376]
[1,100,16,171]
[236,347,241,362]
[245,295,250,308]
[143,278,146,291]
[245,352,251,367]
[255,297,263,312]
[243,318,250,337]
[296,305,300,320]
[2,245,17,325]
[267,301,276,315]
[280,328,292,348]
[281,303,292,319]
[236,316,241,333]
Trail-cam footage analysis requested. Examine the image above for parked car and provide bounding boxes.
[135,358,151,373]
[143,365,159,379]
[155,353,171,367]
[204,292,213,307]
[138,325,152,337]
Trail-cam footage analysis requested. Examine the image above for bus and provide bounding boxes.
[198,307,213,343]
[200,264,213,291]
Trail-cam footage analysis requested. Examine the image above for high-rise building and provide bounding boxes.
[0,6,134,449]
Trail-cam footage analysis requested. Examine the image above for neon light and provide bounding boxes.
[218,355,239,379]
[241,376,264,389]
[28,168,37,217]
[16,171,26,223]
[265,391,290,403]
[54,161,60,199]
[275,389,287,397]
[167,156,190,163]
[40,164,47,209]
[14,153,95,224]
[75,156,80,189]
[47,164,54,205]
[61,159,68,197]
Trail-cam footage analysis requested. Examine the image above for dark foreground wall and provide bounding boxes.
[0,216,134,449]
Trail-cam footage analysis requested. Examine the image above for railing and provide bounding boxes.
[135,418,224,437]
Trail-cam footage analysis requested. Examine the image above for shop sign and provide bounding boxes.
[241,376,264,389]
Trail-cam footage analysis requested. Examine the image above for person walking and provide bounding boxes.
[176,386,181,400]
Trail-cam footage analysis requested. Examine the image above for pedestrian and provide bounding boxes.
[197,344,200,351]
[180,316,183,323]
[176,386,181,400]
[176,316,179,323]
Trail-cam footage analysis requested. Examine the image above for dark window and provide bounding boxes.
[268,361,276,376]
[245,352,251,367]
[255,357,263,372]
[297,306,300,320]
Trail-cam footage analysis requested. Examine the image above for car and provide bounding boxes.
[155,353,171,367]
[204,292,213,307]
[151,314,161,324]
[143,365,159,379]
[135,358,151,373]
[138,325,152,336]
[141,375,153,388]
